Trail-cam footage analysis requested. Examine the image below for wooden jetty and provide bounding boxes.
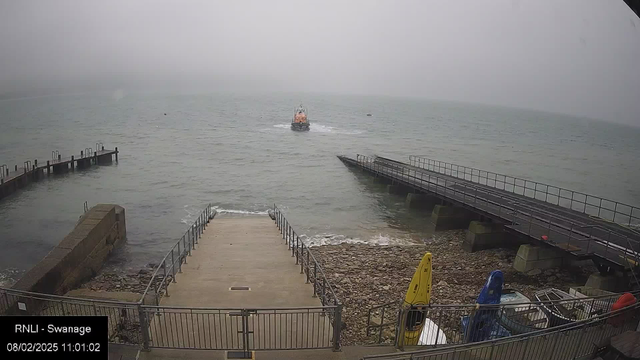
[0,145,118,200]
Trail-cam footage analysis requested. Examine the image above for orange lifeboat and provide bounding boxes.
[291,105,310,131]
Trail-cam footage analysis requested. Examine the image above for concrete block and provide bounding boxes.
[463,221,509,252]
[513,244,567,273]
[585,273,627,293]
[513,256,563,272]
[373,176,392,185]
[387,184,410,196]
[430,205,476,231]
[515,244,563,261]
[405,193,437,210]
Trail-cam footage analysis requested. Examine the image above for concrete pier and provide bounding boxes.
[387,184,410,196]
[463,221,510,252]
[373,176,392,185]
[430,205,476,231]
[161,216,321,308]
[150,215,331,351]
[405,193,438,210]
[585,273,627,292]
[513,244,566,273]
[337,155,640,280]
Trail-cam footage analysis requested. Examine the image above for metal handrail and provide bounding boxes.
[139,203,215,305]
[272,205,340,307]
[141,304,338,311]
[353,155,640,269]
[272,204,343,351]
[366,290,640,346]
[364,301,640,359]
[409,155,640,227]
[0,286,140,306]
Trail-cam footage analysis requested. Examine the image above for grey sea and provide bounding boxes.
[1,92,639,284]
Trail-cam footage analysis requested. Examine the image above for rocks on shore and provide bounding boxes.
[79,263,171,296]
[311,229,596,345]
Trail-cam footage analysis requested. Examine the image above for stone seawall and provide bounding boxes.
[12,204,126,295]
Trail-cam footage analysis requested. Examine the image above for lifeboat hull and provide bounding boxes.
[291,122,310,131]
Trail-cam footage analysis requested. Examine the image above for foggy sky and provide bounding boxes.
[1,0,639,125]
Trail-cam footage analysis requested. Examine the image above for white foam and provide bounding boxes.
[300,233,417,247]
[180,205,195,225]
[211,206,269,215]
[271,123,364,135]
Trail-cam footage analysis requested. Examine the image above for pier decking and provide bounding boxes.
[338,155,640,274]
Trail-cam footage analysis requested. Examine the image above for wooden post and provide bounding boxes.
[102,146,104,151]
[34,159,37,167]
[46,160,50,175]
[94,152,97,165]
[14,165,17,171]
[115,147,118,162]
[71,156,75,169]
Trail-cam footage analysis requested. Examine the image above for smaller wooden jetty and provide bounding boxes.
[0,144,119,200]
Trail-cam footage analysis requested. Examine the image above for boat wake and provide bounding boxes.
[210,206,269,216]
[271,123,364,135]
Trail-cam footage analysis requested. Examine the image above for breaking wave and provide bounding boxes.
[300,233,418,247]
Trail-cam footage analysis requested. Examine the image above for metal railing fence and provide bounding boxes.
[140,204,215,306]
[409,156,640,228]
[0,287,143,345]
[363,300,640,360]
[272,205,341,309]
[272,205,342,351]
[142,305,337,351]
[367,290,640,347]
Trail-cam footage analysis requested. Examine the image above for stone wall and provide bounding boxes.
[12,204,126,295]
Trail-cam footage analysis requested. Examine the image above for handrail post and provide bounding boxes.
[138,305,150,351]
[332,304,342,351]
[295,236,299,262]
[171,250,176,282]
[177,242,182,272]
[183,236,188,263]
[312,263,318,297]
[192,226,196,250]
[163,263,169,297]
[322,277,326,305]
[291,233,295,257]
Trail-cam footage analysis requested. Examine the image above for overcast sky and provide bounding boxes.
[1,0,639,125]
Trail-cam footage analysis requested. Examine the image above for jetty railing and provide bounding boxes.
[140,204,215,306]
[409,156,640,228]
[363,301,640,360]
[272,204,342,350]
[355,155,640,272]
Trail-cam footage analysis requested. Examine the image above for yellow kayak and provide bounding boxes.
[401,252,432,346]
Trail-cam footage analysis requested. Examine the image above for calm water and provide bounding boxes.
[1,92,639,283]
